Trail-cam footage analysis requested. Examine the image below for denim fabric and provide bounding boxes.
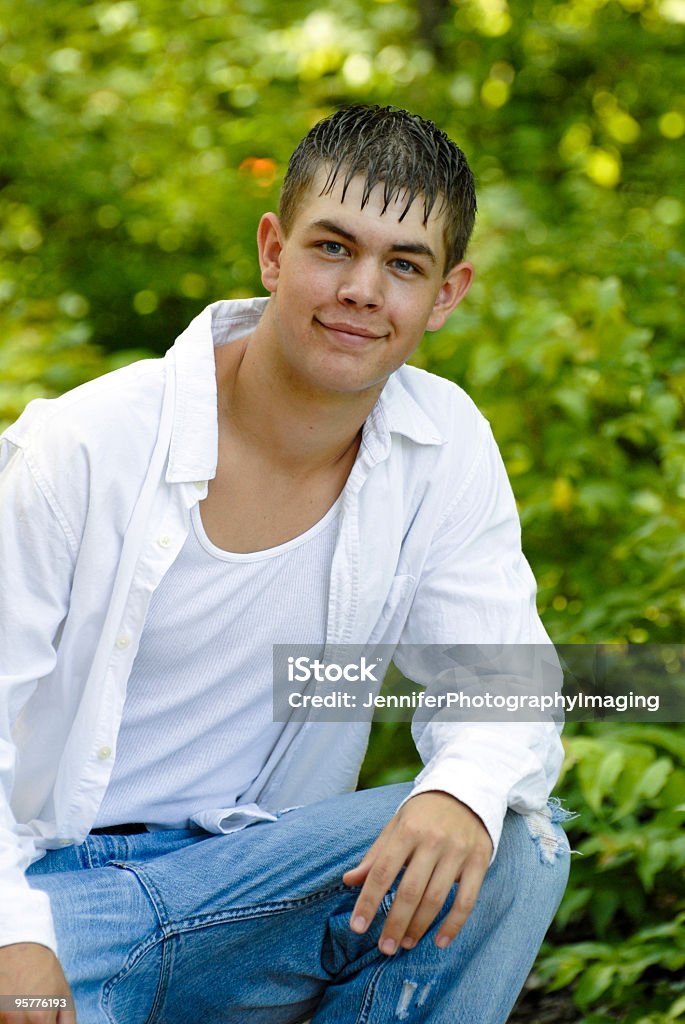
[27,784,570,1024]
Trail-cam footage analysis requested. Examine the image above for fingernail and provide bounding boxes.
[351,915,367,932]
[437,935,451,949]
[401,937,416,950]
[381,938,396,955]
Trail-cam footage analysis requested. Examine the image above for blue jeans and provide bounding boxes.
[27,784,570,1023]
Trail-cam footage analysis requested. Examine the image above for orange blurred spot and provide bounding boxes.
[239,157,277,188]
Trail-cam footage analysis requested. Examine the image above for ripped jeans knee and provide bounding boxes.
[523,797,576,865]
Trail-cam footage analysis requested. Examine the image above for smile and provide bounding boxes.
[315,319,386,345]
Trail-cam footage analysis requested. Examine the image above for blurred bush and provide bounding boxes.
[1,0,683,1018]
[542,723,685,1022]
[1,0,683,641]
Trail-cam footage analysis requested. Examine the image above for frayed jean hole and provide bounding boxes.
[524,810,568,865]
[546,796,578,826]
[395,980,418,1019]
[416,981,434,1007]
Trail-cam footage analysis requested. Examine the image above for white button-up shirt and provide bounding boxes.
[0,298,563,952]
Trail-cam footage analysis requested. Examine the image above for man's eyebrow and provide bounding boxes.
[390,242,437,264]
[312,219,358,244]
[310,219,437,264]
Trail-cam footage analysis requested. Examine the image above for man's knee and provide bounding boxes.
[480,806,571,931]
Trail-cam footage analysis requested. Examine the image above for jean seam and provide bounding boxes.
[144,934,174,1024]
[346,885,451,1024]
[81,837,98,870]
[101,931,166,1024]
[118,863,174,1024]
[118,862,173,928]
[161,882,350,935]
[333,886,395,1024]
[101,864,171,1024]
[356,956,396,1024]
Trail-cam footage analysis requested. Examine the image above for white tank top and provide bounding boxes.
[94,498,340,829]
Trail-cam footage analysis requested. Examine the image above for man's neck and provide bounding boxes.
[214,309,384,476]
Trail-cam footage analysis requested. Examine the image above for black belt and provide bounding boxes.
[90,823,148,835]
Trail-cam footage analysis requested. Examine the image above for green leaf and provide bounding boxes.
[580,745,625,813]
[575,963,616,1008]
[637,758,674,801]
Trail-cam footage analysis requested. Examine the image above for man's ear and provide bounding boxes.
[426,262,474,332]
[257,212,285,293]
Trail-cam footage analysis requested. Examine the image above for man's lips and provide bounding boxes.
[316,318,386,340]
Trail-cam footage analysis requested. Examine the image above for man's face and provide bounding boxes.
[257,170,473,398]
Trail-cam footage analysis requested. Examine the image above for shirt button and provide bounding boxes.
[97,746,112,760]
[194,481,205,492]
[158,535,172,548]
[116,636,130,649]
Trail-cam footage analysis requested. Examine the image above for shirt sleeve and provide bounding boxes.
[393,421,564,858]
[0,436,74,951]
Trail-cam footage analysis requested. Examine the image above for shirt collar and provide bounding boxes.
[166,297,445,483]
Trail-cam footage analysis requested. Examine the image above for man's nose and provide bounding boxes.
[336,260,384,309]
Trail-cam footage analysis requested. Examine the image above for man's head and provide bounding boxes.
[279,105,477,273]
[255,105,476,400]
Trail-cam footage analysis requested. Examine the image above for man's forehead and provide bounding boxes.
[297,168,447,240]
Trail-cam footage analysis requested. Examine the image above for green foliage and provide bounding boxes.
[1,0,683,640]
[1,1,683,1019]
[540,723,685,1020]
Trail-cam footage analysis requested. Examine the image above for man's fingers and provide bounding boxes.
[376,850,442,954]
[0,943,76,1024]
[344,794,494,955]
[435,856,489,948]
[397,857,460,949]
[342,827,389,886]
[0,1013,72,1024]
[341,858,372,885]
[348,842,409,937]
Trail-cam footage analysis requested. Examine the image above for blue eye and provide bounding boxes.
[393,259,418,274]
[322,241,345,255]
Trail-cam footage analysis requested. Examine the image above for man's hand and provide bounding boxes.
[0,943,75,1023]
[342,791,493,955]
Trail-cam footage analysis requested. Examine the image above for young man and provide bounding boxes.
[0,106,569,1023]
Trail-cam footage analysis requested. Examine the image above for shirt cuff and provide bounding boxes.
[0,881,58,954]
[396,762,509,864]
